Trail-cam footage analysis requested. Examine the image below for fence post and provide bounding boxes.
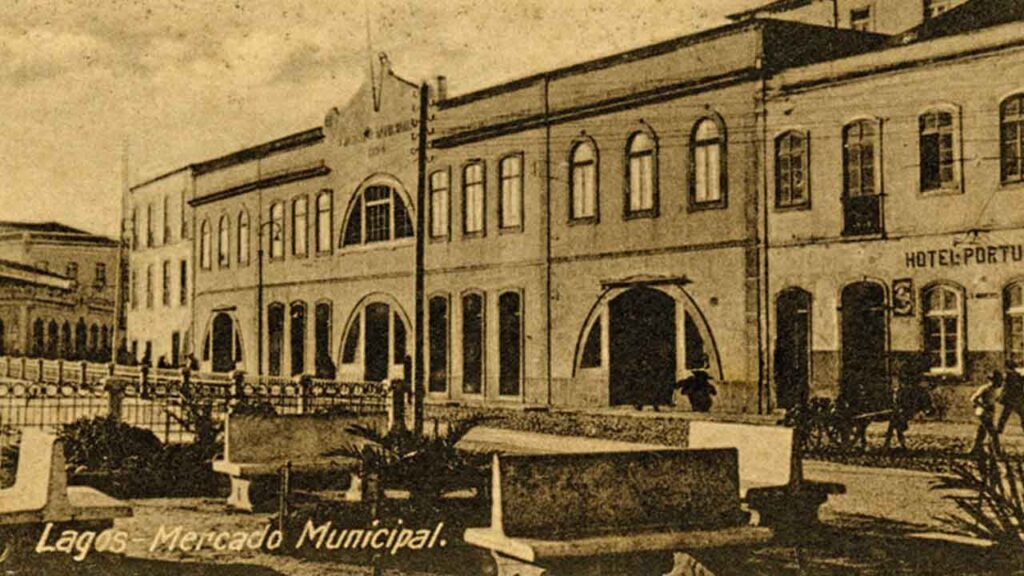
[80,362,88,389]
[387,379,406,434]
[35,358,43,383]
[104,378,125,422]
[296,375,312,415]
[180,365,192,397]
[56,359,63,385]
[19,357,26,380]
[140,364,150,398]
[230,370,246,408]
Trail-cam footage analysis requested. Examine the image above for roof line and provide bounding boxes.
[130,165,194,191]
[191,127,324,176]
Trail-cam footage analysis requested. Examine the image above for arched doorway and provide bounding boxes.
[609,287,677,407]
[775,288,812,410]
[339,296,410,383]
[211,313,236,373]
[840,281,889,412]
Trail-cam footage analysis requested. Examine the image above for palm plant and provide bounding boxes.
[934,447,1024,553]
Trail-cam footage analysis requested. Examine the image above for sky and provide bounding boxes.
[0,0,766,237]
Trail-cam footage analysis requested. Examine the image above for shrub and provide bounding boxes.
[935,449,1024,554]
[58,416,163,472]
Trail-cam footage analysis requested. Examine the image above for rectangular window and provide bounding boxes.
[463,163,485,234]
[163,196,172,245]
[1002,95,1024,185]
[775,132,809,208]
[316,192,333,254]
[462,293,484,394]
[500,156,523,229]
[145,265,153,309]
[430,170,450,239]
[161,260,171,307]
[429,296,449,393]
[130,270,138,310]
[365,186,392,243]
[268,304,284,376]
[292,196,308,256]
[571,145,597,220]
[920,111,957,192]
[94,263,107,290]
[179,260,188,306]
[315,302,334,378]
[843,120,883,236]
[498,292,522,396]
[131,208,138,251]
[146,204,154,248]
[850,6,872,31]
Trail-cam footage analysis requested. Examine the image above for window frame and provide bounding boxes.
[161,260,171,307]
[843,118,883,199]
[774,130,811,210]
[624,129,659,219]
[569,138,600,224]
[315,190,334,255]
[460,290,486,396]
[340,185,415,248]
[921,283,964,376]
[499,153,525,232]
[918,106,962,194]
[217,214,231,269]
[237,210,250,266]
[179,260,188,306]
[292,195,309,258]
[429,168,451,241]
[497,289,524,398]
[850,5,873,31]
[269,202,285,260]
[1001,93,1024,186]
[462,161,487,237]
[689,115,728,211]
[428,293,450,394]
[199,219,212,270]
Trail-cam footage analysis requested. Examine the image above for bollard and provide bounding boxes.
[56,359,63,385]
[79,361,88,389]
[140,364,150,398]
[104,378,125,421]
[36,358,44,382]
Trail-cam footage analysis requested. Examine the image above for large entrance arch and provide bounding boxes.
[574,282,722,408]
[840,281,889,412]
[339,295,411,383]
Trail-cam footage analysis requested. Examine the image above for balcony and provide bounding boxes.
[842,194,883,237]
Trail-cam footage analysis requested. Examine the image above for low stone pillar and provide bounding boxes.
[36,358,44,382]
[104,378,125,421]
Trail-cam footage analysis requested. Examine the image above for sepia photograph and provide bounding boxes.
[1,0,1024,573]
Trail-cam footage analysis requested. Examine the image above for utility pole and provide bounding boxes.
[413,82,429,436]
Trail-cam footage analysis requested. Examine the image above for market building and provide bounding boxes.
[0,222,118,360]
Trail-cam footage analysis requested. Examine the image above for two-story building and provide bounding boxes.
[0,222,118,360]
[764,0,1024,417]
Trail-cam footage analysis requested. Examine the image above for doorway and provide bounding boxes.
[840,282,889,412]
[775,288,812,410]
[609,287,676,407]
[211,313,236,373]
[364,303,390,382]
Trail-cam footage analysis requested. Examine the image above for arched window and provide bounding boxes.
[290,302,307,376]
[1005,282,1024,367]
[145,264,154,309]
[569,140,598,221]
[47,320,59,359]
[292,196,308,257]
[341,186,414,246]
[237,210,250,265]
[1001,94,1024,185]
[923,284,963,374]
[89,324,99,356]
[269,202,285,259]
[199,220,211,269]
[268,303,285,376]
[500,155,524,230]
[626,131,656,217]
[920,109,958,192]
[75,319,87,358]
[61,321,72,359]
[429,295,449,393]
[462,292,484,394]
[32,319,44,357]
[314,301,334,378]
[775,131,809,208]
[218,215,230,268]
[691,117,726,208]
[498,291,523,396]
[463,162,485,235]
[316,191,333,254]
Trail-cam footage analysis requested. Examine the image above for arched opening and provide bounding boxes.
[339,296,410,383]
[341,180,414,247]
[75,319,87,359]
[32,319,44,357]
[61,321,72,359]
[290,302,307,376]
[775,288,812,410]
[609,287,676,407]
[46,320,59,359]
[211,313,237,373]
[840,281,889,412]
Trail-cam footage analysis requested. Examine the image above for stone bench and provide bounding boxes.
[464,448,772,576]
[687,421,845,531]
[212,413,384,511]
[0,429,132,562]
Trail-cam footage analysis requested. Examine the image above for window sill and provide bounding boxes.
[773,203,811,213]
[499,225,524,235]
[624,210,658,221]
[920,186,963,197]
[428,234,450,244]
[568,216,599,226]
[688,200,727,212]
[461,231,486,240]
[336,237,415,255]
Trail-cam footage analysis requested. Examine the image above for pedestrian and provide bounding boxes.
[677,355,717,413]
[998,359,1024,434]
[971,370,1003,455]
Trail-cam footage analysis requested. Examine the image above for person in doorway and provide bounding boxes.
[971,371,1003,456]
[677,355,717,413]
[998,360,1024,435]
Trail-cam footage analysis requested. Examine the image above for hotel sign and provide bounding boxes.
[339,119,418,147]
[904,244,1024,269]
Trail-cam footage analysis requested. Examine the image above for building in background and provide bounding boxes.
[124,168,195,366]
[0,222,118,360]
